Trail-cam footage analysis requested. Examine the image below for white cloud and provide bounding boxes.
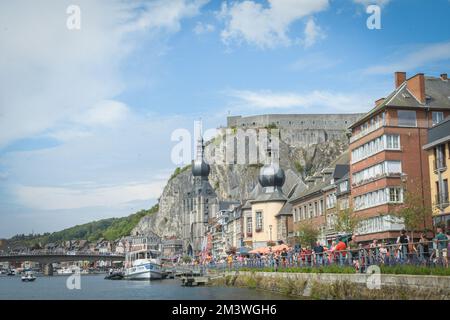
[122,0,209,34]
[15,181,166,211]
[76,100,130,127]
[193,22,216,34]
[219,0,329,48]
[303,18,325,48]
[364,41,450,74]
[228,89,370,112]
[353,0,391,7]
[0,0,207,149]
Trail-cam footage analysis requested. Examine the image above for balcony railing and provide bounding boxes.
[435,194,449,209]
[350,120,385,144]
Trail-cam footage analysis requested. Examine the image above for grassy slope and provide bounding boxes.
[6,204,159,247]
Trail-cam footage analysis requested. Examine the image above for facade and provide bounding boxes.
[349,72,450,241]
[290,153,349,245]
[423,116,450,229]
[161,238,183,258]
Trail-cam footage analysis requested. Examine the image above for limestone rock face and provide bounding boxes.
[132,130,349,238]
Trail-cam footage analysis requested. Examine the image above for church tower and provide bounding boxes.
[182,132,217,256]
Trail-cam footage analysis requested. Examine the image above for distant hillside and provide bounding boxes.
[5,204,159,248]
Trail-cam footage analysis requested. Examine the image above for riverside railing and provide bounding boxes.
[198,240,449,273]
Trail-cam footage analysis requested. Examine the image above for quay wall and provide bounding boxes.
[212,271,450,299]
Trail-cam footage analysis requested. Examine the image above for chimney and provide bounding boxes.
[406,73,426,104]
[375,98,385,107]
[441,73,448,81]
[395,72,406,88]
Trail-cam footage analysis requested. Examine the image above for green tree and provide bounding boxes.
[295,222,319,248]
[334,207,361,235]
[391,190,432,241]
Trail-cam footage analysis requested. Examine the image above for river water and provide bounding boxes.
[0,274,295,300]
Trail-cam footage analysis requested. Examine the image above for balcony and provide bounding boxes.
[351,172,402,187]
[350,120,385,144]
[435,194,449,209]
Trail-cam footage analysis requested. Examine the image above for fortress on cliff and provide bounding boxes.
[227,114,363,148]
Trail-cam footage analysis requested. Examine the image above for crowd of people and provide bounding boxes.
[179,227,450,273]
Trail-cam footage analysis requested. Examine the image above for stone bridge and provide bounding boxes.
[0,252,125,264]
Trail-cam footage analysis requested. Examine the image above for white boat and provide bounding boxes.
[21,271,36,282]
[56,266,79,275]
[123,235,163,280]
[124,258,162,280]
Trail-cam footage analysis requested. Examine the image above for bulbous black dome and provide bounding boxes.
[192,160,210,177]
[258,163,285,188]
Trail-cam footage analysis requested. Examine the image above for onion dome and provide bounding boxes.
[258,163,285,189]
[192,159,210,177]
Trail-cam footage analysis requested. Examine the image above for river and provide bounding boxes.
[0,274,295,300]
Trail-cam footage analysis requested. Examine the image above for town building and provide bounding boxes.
[423,116,450,229]
[290,152,349,245]
[349,72,450,241]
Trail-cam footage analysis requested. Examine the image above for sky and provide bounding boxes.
[1,0,450,238]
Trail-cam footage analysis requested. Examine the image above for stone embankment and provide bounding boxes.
[210,271,450,300]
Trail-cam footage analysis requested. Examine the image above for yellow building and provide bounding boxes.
[423,116,450,229]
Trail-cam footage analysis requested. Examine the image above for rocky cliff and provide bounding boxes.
[132,127,350,238]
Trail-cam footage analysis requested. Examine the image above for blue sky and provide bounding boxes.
[1,0,450,238]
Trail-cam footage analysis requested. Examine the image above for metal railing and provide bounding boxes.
[188,240,449,273]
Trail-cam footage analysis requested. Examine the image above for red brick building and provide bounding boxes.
[349,72,450,242]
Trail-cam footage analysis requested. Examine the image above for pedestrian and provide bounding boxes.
[313,242,324,266]
[396,230,410,263]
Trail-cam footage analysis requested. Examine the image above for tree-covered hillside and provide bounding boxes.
[5,204,159,248]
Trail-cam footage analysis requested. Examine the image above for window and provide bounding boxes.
[444,180,449,204]
[352,161,402,185]
[389,188,401,202]
[326,193,336,209]
[397,110,417,127]
[354,187,403,211]
[246,217,252,236]
[255,212,263,232]
[308,203,313,218]
[314,202,318,217]
[435,145,446,169]
[339,181,348,193]
[386,135,400,149]
[319,199,324,215]
[438,180,449,205]
[432,112,444,125]
[351,135,400,163]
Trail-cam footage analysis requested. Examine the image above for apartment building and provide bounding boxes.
[423,116,450,230]
[349,72,450,242]
[291,152,349,245]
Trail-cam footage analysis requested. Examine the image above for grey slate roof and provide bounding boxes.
[252,188,287,203]
[351,76,450,128]
[276,202,293,217]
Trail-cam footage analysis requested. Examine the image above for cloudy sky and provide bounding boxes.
[1,0,449,237]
